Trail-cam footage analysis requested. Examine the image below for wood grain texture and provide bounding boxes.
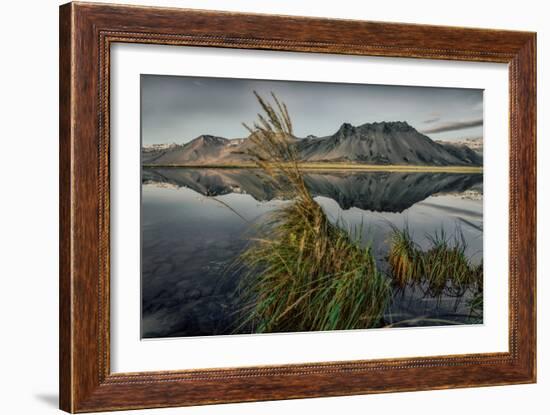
[59,2,537,412]
[59,3,73,411]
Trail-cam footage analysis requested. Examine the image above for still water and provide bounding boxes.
[141,168,483,338]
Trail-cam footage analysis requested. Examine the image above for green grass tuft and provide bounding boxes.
[388,223,421,288]
[388,225,483,316]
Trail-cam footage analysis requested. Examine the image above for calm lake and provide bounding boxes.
[141,168,483,338]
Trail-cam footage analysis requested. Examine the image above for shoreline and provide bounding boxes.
[142,163,483,174]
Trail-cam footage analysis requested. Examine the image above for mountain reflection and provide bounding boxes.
[142,168,482,213]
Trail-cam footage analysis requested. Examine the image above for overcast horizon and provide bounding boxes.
[141,75,483,146]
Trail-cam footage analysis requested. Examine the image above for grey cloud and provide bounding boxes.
[421,118,483,134]
[423,117,440,124]
[141,75,483,144]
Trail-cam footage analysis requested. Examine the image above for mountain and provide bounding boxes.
[298,121,481,165]
[142,135,230,164]
[437,137,483,156]
[143,121,483,166]
[437,142,482,165]
[141,143,180,164]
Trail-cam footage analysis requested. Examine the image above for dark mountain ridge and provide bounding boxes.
[143,121,483,167]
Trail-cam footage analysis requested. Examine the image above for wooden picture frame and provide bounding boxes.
[59,2,536,412]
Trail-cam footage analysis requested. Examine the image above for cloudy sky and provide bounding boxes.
[141,75,483,145]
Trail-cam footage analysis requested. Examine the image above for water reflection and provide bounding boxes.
[141,168,483,338]
[143,168,482,212]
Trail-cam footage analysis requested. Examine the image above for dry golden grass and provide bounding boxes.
[143,162,482,174]
[235,92,390,333]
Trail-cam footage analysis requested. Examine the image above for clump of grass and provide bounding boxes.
[388,225,481,299]
[467,261,483,323]
[422,228,476,297]
[236,92,390,333]
[388,223,421,288]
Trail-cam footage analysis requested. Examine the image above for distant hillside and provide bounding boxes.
[437,137,483,156]
[143,121,483,167]
[437,142,482,165]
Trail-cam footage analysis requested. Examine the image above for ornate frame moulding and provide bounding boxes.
[59,2,536,412]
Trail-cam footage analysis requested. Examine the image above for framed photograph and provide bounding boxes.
[59,2,536,412]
